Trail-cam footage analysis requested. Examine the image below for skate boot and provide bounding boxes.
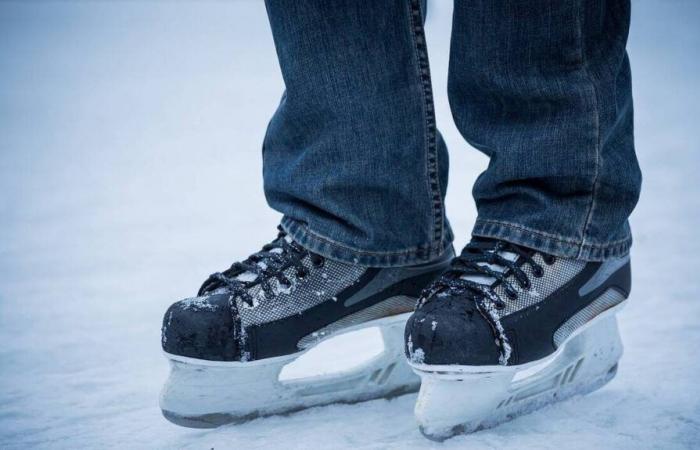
[160,227,453,428]
[405,238,630,440]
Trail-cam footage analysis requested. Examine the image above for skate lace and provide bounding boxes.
[197,226,325,306]
[419,239,555,311]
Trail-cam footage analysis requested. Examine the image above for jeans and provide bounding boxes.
[262,0,641,267]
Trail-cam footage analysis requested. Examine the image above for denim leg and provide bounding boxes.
[263,0,452,267]
[449,0,642,261]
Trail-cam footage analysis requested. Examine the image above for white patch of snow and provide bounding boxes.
[406,335,426,365]
[460,251,519,286]
[411,348,425,364]
[181,297,217,312]
[276,281,294,295]
[235,271,258,283]
[479,289,512,365]
[239,327,250,362]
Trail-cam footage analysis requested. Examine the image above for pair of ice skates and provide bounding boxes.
[160,228,630,440]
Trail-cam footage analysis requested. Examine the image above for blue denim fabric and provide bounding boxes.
[262,0,641,266]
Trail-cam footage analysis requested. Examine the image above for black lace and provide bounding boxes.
[198,226,325,306]
[420,239,555,310]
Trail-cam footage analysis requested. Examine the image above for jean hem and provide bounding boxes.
[472,218,631,261]
[281,217,454,267]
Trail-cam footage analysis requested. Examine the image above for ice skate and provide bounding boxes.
[404,238,630,440]
[160,227,453,428]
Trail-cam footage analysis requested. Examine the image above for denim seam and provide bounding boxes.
[474,219,631,248]
[575,0,602,259]
[281,217,446,256]
[407,0,444,249]
[473,219,631,261]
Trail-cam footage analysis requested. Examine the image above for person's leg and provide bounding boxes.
[449,0,641,261]
[405,1,641,438]
[159,1,457,427]
[263,0,452,267]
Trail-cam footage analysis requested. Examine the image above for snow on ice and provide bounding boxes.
[1,1,699,449]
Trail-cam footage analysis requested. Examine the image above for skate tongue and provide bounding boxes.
[233,234,295,283]
[459,250,519,286]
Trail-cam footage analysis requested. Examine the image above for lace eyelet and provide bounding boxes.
[533,265,544,278]
[311,257,325,268]
[543,255,556,265]
[505,290,517,300]
[495,301,506,310]
[296,269,308,279]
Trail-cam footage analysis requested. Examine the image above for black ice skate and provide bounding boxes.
[160,227,453,428]
[404,238,630,440]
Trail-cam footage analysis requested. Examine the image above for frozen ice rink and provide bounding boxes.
[1,1,699,448]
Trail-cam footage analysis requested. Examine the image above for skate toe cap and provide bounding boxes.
[161,293,241,361]
[405,296,501,366]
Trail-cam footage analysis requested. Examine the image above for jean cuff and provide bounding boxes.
[280,216,454,267]
[472,218,632,262]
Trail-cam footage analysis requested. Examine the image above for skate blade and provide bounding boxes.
[160,313,419,428]
[410,304,625,441]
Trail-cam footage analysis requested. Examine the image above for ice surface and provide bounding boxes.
[1,1,699,448]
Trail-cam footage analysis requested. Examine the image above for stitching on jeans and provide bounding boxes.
[474,219,631,249]
[281,218,446,256]
[575,0,602,259]
[407,0,444,250]
[475,218,632,248]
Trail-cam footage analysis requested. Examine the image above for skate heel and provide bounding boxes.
[160,313,419,428]
[413,308,624,440]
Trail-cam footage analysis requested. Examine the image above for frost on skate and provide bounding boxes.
[160,315,421,428]
[413,312,624,440]
[160,232,453,427]
[404,240,631,440]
